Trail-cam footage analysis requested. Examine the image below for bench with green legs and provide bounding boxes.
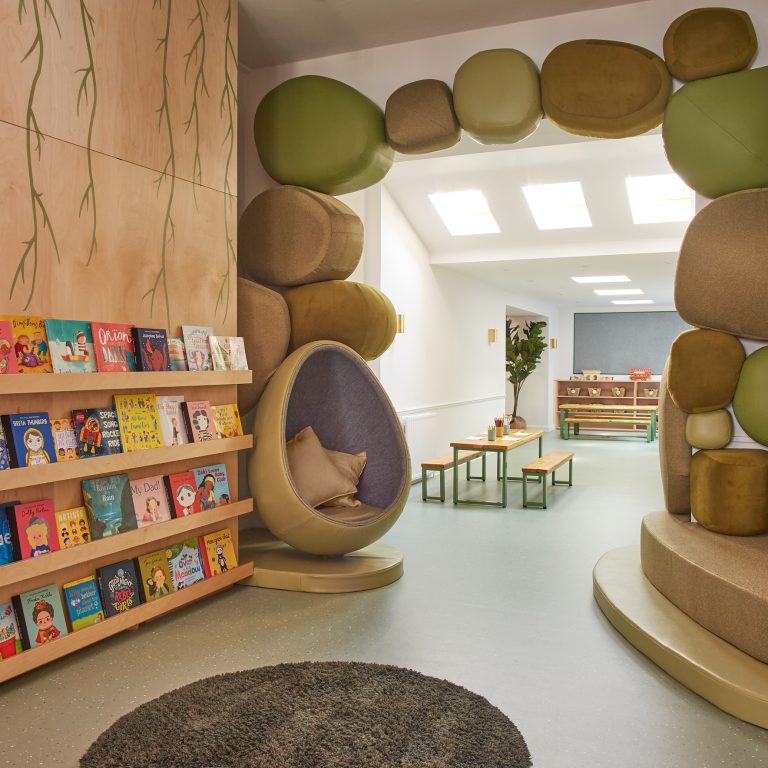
[421,450,486,502]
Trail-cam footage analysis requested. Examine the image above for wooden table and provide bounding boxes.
[558,403,658,440]
[450,430,544,508]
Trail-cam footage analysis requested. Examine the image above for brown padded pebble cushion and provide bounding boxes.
[285,280,396,361]
[541,39,671,138]
[385,79,461,154]
[237,278,291,414]
[658,361,691,515]
[641,510,768,663]
[663,8,757,82]
[238,186,363,287]
[667,328,745,413]
[676,189,768,341]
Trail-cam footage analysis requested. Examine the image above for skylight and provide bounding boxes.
[611,299,655,305]
[522,182,592,230]
[571,275,631,284]
[625,174,694,224]
[593,288,644,296]
[428,190,500,236]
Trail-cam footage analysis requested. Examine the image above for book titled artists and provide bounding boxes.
[114,393,162,452]
[91,321,136,372]
[97,560,142,617]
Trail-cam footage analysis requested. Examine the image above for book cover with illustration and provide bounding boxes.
[7,500,59,560]
[90,321,136,372]
[44,319,97,374]
[166,539,206,590]
[0,602,23,658]
[211,404,243,440]
[13,583,68,649]
[163,471,202,518]
[167,337,187,371]
[114,393,162,452]
[182,400,217,443]
[130,475,173,528]
[0,502,18,566]
[181,325,214,371]
[0,315,52,373]
[132,327,171,372]
[0,320,19,375]
[72,407,123,458]
[156,395,188,447]
[136,549,174,602]
[198,528,238,577]
[193,464,231,510]
[1,412,57,468]
[51,417,80,462]
[63,575,104,631]
[0,421,10,471]
[209,336,248,372]
[55,506,91,549]
[82,474,136,539]
[96,560,141,618]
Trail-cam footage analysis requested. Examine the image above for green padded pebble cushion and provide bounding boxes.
[663,8,757,82]
[284,281,396,361]
[452,49,541,145]
[254,75,394,195]
[662,67,768,199]
[667,329,745,413]
[691,449,768,536]
[676,189,768,341]
[385,79,461,154]
[685,409,732,450]
[541,40,671,138]
[733,348,768,447]
[238,186,363,287]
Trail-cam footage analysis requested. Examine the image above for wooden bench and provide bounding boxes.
[421,450,485,502]
[521,451,574,509]
[563,415,654,442]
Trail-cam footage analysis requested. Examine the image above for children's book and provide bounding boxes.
[96,560,142,617]
[198,528,238,577]
[51,417,80,462]
[181,325,214,371]
[13,583,68,649]
[132,327,171,372]
[211,404,243,440]
[208,336,248,371]
[7,500,59,560]
[63,576,105,631]
[167,337,187,371]
[166,539,206,590]
[130,475,173,528]
[54,506,91,549]
[44,319,97,374]
[156,395,188,447]
[72,407,123,458]
[82,474,136,539]
[1,315,52,373]
[0,421,10,471]
[114,393,162,452]
[164,471,202,518]
[0,602,23,658]
[136,549,174,602]
[90,321,136,372]
[193,464,231,510]
[0,320,19,374]
[182,400,217,443]
[1,412,57,468]
[0,502,18,566]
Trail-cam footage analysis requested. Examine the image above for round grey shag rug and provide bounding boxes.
[80,661,532,768]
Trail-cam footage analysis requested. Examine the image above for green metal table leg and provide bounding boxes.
[482,453,486,481]
[559,408,566,439]
[453,447,459,505]
[421,468,427,501]
[501,450,508,508]
[440,468,446,501]
[652,410,657,441]
[542,477,547,509]
[522,470,528,507]
[538,436,543,457]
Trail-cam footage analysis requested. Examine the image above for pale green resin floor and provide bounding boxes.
[3,431,768,767]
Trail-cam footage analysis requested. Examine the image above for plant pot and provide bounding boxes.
[508,416,527,429]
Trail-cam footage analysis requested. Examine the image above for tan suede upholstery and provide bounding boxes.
[238,186,363,287]
[541,40,671,138]
[285,281,396,361]
[663,8,757,82]
[322,449,367,508]
[691,449,768,536]
[667,328,745,413]
[658,362,691,515]
[641,510,768,663]
[385,80,461,154]
[686,410,733,450]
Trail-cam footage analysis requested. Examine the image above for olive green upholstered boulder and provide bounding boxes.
[385,80,461,154]
[662,67,768,199]
[691,449,768,536]
[254,75,394,195]
[284,281,396,361]
[733,348,768,447]
[452,49,541,145]
[663,7,757,82]
[541,40,671,138]
[238,186,363,287]
[676,189,768,341]
[685,409,733,451]
[659,361,691,516]
[237,278,291,414]
[667,329,745,413]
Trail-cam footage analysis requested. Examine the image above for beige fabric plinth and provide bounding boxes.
[659,361,691,515]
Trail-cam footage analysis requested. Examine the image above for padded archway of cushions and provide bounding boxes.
[249,342,410,555]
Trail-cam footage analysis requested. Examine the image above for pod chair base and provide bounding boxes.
[239,528,404,593]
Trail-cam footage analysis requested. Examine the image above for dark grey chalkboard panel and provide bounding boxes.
[573,311,690,375]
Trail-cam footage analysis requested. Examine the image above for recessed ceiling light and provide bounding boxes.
[428,190,500,236]
[625,174,694,224]
[522,182,592,230]
[593,288,644,296]
[611,299,655,305]
[571,275,631,284]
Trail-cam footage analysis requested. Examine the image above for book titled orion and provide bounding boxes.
[90,322,136,373]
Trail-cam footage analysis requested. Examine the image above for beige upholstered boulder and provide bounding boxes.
[658,362,691,515]
[685,410,733,451]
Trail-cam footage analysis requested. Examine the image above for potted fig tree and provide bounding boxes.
[506,318,547,429]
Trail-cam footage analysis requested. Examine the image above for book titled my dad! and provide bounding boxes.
[91,322,136,372]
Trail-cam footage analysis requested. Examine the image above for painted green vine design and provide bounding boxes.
[12,0,61,309]
[184,0,208,203]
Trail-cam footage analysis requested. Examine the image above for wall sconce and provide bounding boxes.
[550,337,558,349]
[396,314,405,334]
[488,328,497,343]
